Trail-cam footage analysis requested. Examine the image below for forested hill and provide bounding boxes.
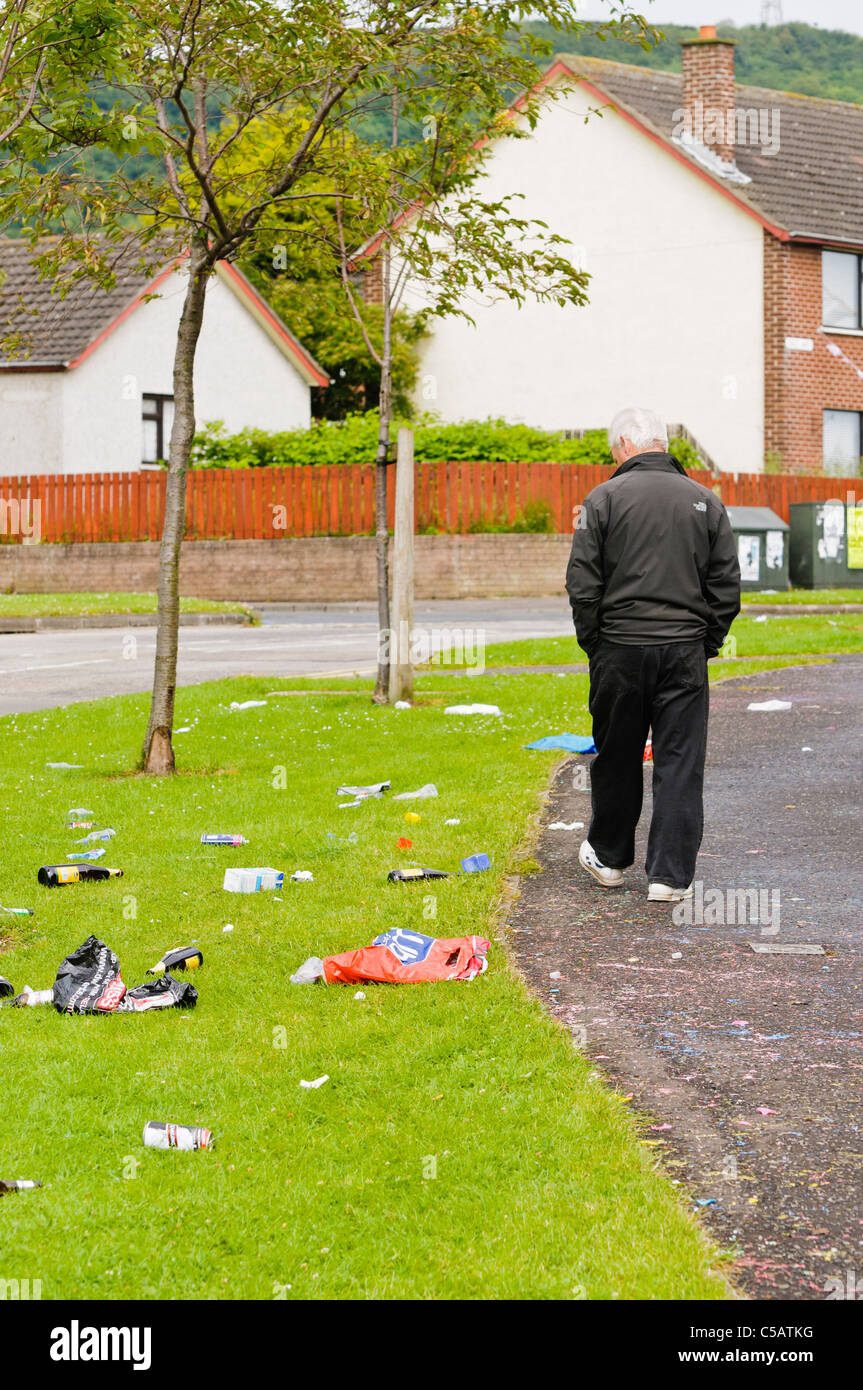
[530,19,863,105]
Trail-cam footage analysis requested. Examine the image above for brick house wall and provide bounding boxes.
[764,234,863,474]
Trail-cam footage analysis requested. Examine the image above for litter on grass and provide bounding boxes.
[223,867,284,893]
[548,821,585,831]
[143,1122,214,1151]
[461,853,491,874]
[444,704,502,716]
[524,733,596,753]
[0,975,13,997]
[46,762,83,770]
[147,947,203,975]
[66,849,106,863]
[222,924,235,933]
[75,829,116,844]
[338,779,390,807]
[354,991,366,1001]
[747,700,792,712]
[290,870,314,883]
[394,783,439,801]
[54,936,198,1015]
[397,838,413,849]
[230,700,267,711]
[0,904,33,917]
[201,834,248,846]
[10,986,54,1007]
[299,1075,329,1090]
[0,1179,42,1196]
[388,867,449,883]
[394,701,411,710]
[292,929,489,985]
[756,1107,778,1116]
[444,818,461,826]
[404,811,421,824]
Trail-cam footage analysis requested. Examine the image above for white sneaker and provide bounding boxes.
[578,840,624,889]
[647,882,694,902]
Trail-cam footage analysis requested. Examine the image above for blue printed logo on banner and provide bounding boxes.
[374,929,435,964]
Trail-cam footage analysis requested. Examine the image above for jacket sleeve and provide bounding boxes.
[565,493,606,657]
[702,506,741,657]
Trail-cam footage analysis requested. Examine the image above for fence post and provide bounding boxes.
[388,427,415,705]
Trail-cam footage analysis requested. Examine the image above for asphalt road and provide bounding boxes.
[0,598,572,714]
[512,656,863,1300]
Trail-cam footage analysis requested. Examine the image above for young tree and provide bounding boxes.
[9,0,655,764]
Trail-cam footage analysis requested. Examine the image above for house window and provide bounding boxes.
[142,394,174,465]
[822,251,862,330]
[823,409,862,475]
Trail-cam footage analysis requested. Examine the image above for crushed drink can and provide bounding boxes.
[643,737,653,763]
[143,1121,215,1151]
[201,834,248,846]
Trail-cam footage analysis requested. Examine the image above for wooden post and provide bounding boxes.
[388,426,415,704]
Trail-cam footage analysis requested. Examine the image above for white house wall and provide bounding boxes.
[403,81,765,473]
[0,267,311,476]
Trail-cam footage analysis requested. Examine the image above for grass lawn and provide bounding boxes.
[0,592,255,620]
[452,611,863,672]
[0,669,733,1301]
[741,588,863,605]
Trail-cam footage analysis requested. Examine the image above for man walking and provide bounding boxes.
[566,407,740,902]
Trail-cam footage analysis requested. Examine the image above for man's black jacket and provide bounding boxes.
[565,451,741,658]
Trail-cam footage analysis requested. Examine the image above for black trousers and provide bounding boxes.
[586,639,709,889]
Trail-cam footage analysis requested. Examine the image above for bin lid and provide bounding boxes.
[726,506,789,532]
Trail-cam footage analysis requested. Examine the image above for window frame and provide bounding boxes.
[822,249,863,332]
[141,392,175,466]
[822,407,863,476]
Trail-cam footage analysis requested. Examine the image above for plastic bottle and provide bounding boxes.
[37,865,123,887]
[200,834,248,846]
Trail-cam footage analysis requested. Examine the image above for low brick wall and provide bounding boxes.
[0,534,573,601]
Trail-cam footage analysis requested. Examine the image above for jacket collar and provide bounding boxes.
[612,450,687,478]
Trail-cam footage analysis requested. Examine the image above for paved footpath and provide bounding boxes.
[511,656,863,1300]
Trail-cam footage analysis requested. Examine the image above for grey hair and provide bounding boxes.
[608,406,668,453]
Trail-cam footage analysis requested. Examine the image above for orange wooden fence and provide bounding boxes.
[0,463,858,543]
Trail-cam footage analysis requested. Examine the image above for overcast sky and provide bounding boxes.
[576,0,863,39]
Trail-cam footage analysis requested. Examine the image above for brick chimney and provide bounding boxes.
[680,25,737,167]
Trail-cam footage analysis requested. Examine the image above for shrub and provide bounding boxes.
[188,414,708,470]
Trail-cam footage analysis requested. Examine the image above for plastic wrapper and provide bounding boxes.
[321,929,489,985]
[51,935,197,1015]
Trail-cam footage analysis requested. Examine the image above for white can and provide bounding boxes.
[142,1121,215,1151]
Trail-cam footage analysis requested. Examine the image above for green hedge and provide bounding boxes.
[189,413,706,470]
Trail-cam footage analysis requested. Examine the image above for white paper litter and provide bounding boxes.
[230,700,268,711]
[394,701,411,710]
[290,870,314,883]
[444,818,461,826]
[747,700,792,712]
[549,971,562,980]
[299,1075,329,1090]
[337,781,390,802]
[752,615,768,624]
[393,783,438,801]
[548,821,585,831]
[222,924,234,933]
[354,991,366,1001]
[46,762,83,770]
[443,704,502,716]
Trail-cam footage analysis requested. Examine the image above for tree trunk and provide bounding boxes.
[372,235,393,705]
[141,248,209,773]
